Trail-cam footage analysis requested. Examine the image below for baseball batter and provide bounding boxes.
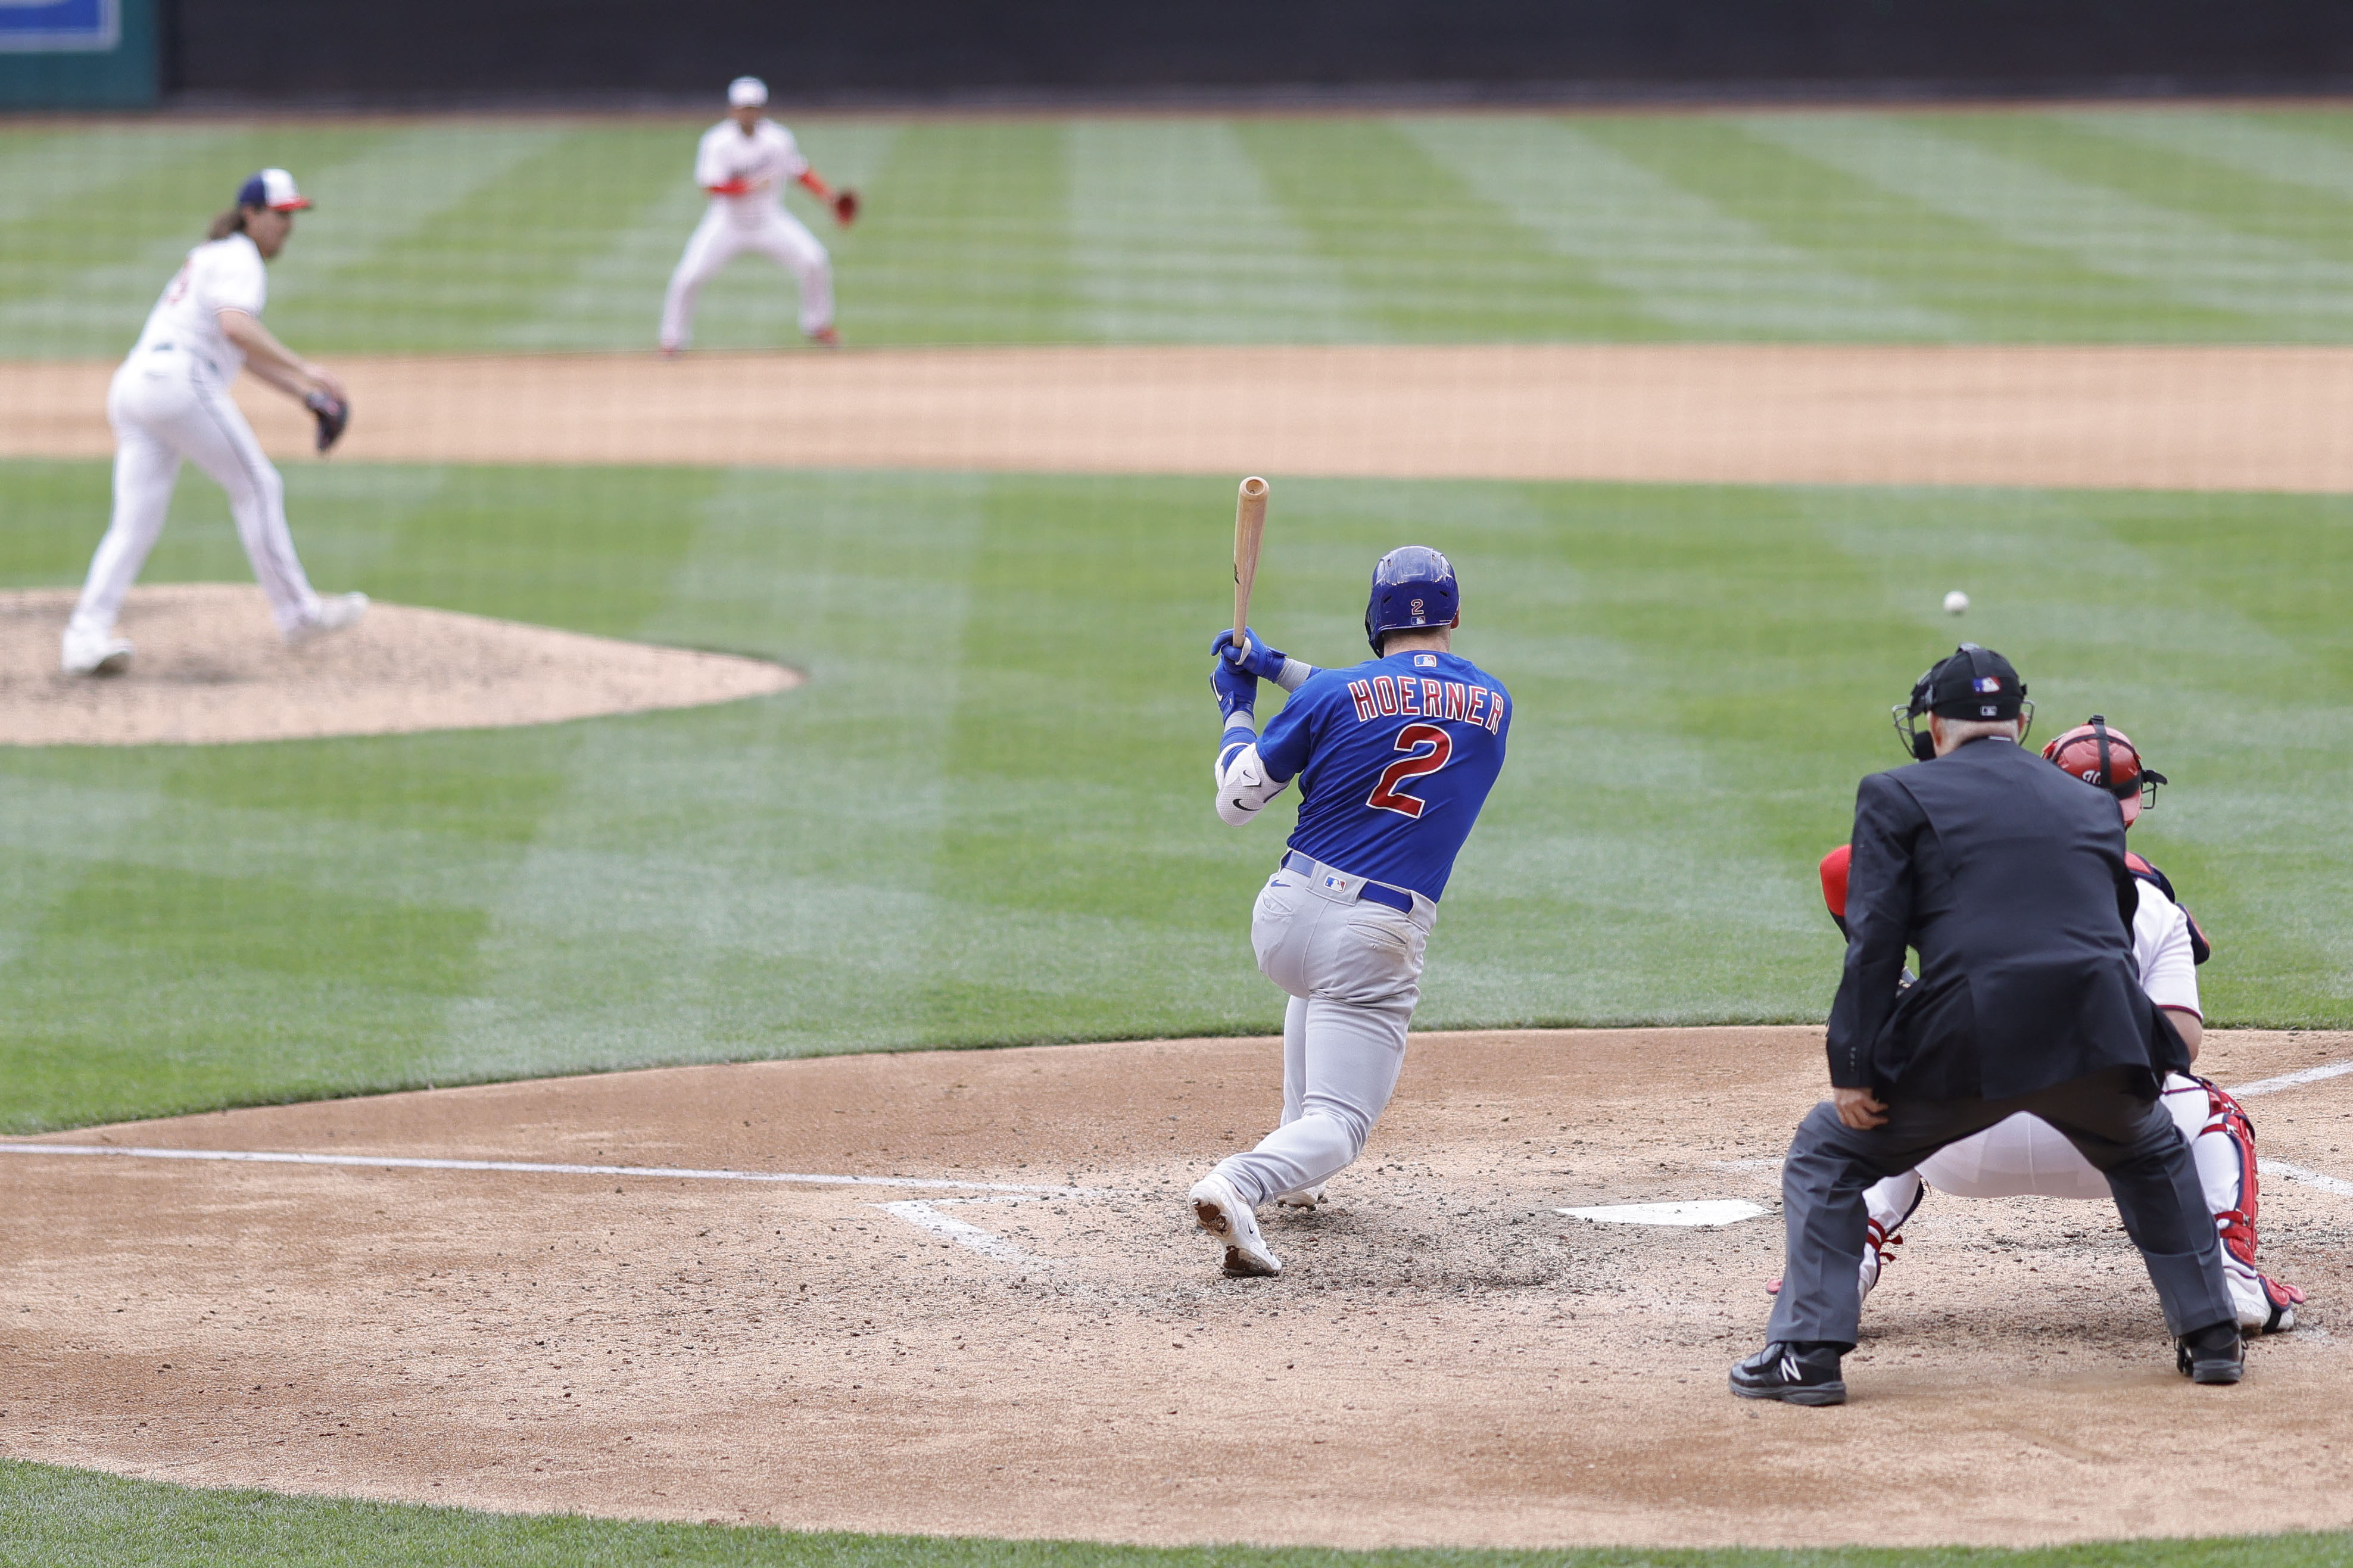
[658,76,857,354]
[63,168,365,677]
[1189,547,1511,1277]
[1820,718,2304,1333]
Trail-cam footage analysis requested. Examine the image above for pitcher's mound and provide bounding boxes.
[1,584,800,746]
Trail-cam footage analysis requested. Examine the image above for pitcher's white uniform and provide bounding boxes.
[70,231,333,649]
[658,117,834,347]
[1864,878,2288,1331]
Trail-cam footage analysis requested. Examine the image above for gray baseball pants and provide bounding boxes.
[1769,1066,2236,1346]
[1210,856,1435,1209]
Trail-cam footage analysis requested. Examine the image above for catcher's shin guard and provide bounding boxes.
[2196,1078,2305,1333]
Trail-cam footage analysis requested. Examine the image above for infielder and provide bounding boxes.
[1189,547,1511,1277]
[63,168,364,677]
[1818,717,2304,1333]
[658,76,857,354]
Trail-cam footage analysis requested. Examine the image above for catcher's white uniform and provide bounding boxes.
[1861,876,2299,1332]
[658,117,834,347]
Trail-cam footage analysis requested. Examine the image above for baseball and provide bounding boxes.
[1943,590,1969,615]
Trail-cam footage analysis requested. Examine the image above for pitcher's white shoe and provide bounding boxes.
[1274,1183,1325,1209]
[61,625,134,676]
[1189,1173,1281,1277]
[286,591,367,646]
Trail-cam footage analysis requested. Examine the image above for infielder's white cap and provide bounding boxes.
[727,76,768,107]
[236,167,311,211]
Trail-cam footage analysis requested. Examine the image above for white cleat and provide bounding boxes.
[1190,1173,1281,1278]
[61,625,134,677]
[1274,1183,1326,1209]
[285,591,367,647]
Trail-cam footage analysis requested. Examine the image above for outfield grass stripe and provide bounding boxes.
[1932,111,2353,269]
[1567,115,2217,344]
[0,129,445,353]
[1068,119,1378,344]
[0,126,256,228]
[261,126,572,307]
[842,120,1079,344]
[1233,118,1663,341]
[1740,113,2353,338]
[2060,110,2353,208]
[1402,116,1956,341]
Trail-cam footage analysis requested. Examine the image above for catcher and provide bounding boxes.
[658,75,857,354]
[1810,716,2304,1335]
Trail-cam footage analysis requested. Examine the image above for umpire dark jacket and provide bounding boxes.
[1825,734,2187,1101]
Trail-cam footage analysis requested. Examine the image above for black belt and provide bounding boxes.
[1282,851,1414,914]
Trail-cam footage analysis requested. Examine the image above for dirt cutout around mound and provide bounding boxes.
[2,1027,2348,1550]
[11,345,2353,490]
[0,585,797,746]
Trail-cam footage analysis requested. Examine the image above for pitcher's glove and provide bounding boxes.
[304,389,350,453]
[833,188,859,225]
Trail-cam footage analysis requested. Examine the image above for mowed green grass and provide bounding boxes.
[7,105,2353,353]
[1,460,2346,1132]
[4,1460,2351,1568]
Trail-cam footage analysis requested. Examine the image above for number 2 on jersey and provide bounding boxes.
[1366,723,1452,819]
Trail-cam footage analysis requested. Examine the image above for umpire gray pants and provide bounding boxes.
[1210,857,1434,1209]
[1769,1067,2235,1346]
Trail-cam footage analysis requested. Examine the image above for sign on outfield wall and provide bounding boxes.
[0,0,149,104]
[0,0,119,53]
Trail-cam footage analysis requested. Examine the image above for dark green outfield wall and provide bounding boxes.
[160,0,2353,105]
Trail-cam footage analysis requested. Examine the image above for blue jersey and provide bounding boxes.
[1255,649,1510,902]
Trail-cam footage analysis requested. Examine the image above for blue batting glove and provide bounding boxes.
[1212,626,1290,680]
[1211,657,1259,721]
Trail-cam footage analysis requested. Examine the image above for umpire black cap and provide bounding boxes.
[1910,644,2027,721]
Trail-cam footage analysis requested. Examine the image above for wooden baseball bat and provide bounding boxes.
[1232,475,1269,659]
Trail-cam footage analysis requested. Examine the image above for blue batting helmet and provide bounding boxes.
[1364,545,1459,656]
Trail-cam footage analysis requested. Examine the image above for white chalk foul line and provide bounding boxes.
[2230,1058,2353,1099]
[1556,1199,1766,1227]
[0,1142,1089,1195]
[875,1200,1034,1264]
[2262,1159,2353,1199]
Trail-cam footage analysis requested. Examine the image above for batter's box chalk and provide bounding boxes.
[1554,1200,1766,1227]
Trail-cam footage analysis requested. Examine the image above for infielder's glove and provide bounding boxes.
[304,389,350,454]
[833,188,860,225]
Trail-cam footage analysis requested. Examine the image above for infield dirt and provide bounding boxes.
[3,1026,2348,1550]
[10,344,2353,490]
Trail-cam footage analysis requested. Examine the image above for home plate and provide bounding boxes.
[1554,1199,1766,1227]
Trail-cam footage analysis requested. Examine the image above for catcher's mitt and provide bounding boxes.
[833,188,859,225]
[304,389,350,454]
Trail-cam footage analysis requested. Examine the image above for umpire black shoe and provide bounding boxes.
[1729,1341,1847,1405]
[2176,1320,2244,1385]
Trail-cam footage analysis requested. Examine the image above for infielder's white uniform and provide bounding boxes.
[658,119,834,347]
[69,233,331,646]
[1864,879,2280,1329]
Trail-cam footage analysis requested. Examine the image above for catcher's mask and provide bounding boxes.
[1364,545,1460,657]
[1893,643,2031,762]
[2042,714,2167,825]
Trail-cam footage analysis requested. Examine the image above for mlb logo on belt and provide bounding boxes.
[1323,873,1352,893]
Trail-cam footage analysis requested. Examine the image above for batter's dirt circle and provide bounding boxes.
[2,1027,2347,1549]
[0,584,799,746]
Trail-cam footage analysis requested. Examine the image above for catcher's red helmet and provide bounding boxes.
[2042,714,2167,825]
